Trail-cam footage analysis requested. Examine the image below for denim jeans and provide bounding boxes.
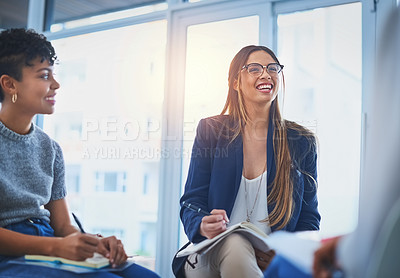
[0,219,160,278]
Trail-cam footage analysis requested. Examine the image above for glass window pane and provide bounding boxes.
[43,20,166,270]
[277,3,362,237]
[180,15,259,245]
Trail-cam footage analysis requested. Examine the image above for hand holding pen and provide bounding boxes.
[182,201,229,239]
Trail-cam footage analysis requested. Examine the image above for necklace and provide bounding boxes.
[243,165,266,222]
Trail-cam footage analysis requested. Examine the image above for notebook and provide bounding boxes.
[177,221,270,257]
[24,252,110,269]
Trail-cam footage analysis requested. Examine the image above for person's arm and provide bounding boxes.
[180,118,228,242]
[0,198,101,260]
[0,227,57,256]
[0,227,100,260]
[45,198,79,237]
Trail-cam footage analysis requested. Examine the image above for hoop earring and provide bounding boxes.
[12,93,17,103]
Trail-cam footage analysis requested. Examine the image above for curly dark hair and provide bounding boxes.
[0,28,57,102]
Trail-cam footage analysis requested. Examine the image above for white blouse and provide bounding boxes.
[228,171,271,235]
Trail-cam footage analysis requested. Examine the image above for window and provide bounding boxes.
[139,222,157,256]
[93,228,124,239]
[95,171,127,192]
[43,20,166,269]
[277,2,362,237]
[65,165,81,194]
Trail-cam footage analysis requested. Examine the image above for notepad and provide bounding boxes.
[177,221,270,257]
[24,252,110,269]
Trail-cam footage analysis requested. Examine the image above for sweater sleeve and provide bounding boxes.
[51,141,67,201]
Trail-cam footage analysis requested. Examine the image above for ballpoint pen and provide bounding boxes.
[72,212,86,234]
[182,201,211,216]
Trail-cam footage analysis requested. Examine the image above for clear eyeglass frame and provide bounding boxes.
[241,62,284,77]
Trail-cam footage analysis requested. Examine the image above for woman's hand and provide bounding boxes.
[199,209,229,239]
[313,236,342,278]
[53,232,100,261]
[97,236,128,268]
[255,248,276,271]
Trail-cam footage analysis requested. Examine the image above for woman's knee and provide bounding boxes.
[219,233,255,260]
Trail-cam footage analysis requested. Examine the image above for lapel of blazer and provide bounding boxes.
[266,117,279,231]
[266,116,275,191]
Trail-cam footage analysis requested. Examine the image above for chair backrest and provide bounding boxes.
[367,197,400,278]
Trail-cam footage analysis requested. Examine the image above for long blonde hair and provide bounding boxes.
[221,45,315,230]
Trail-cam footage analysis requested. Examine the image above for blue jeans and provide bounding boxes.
[0,219,160,278]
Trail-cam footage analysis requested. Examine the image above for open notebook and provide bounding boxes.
[24,252,110,269]
[8,253,136,273]
[177,221,270,257]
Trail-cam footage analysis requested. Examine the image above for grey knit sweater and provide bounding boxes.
[0,121,66,227]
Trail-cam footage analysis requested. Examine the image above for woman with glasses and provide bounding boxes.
[172,45,320,278]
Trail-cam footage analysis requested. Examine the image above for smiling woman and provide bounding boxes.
[11,58,60,118]
[0,28,159,278]
[173,45,320,278]
[0,30,58,134]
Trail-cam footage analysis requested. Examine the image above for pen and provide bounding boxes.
[72,212,86,234]
[182,201,211,216]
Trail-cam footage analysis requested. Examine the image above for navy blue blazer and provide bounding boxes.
[180,115,320,244]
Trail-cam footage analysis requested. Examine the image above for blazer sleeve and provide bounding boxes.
[294,135,321,231]
[179,119,213,243]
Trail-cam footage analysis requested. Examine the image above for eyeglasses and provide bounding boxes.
[241,63,284,77]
